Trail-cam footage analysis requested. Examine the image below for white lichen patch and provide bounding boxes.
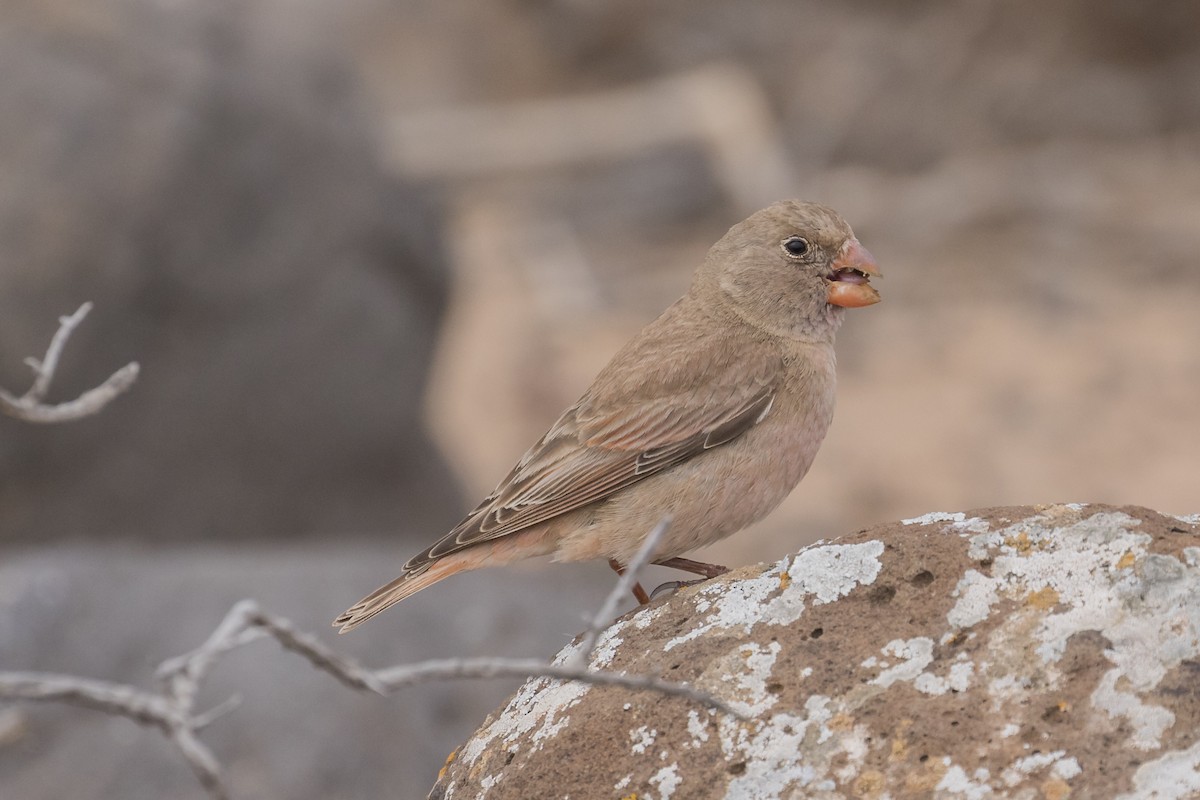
[1053,757,1082,780]
[947,569,1000,629]
[648,763,682,799]
[784,540,886,605]
[946,508,1200,753]
[720,695,838,798]
[1001,750,1070,786]
[915,658,975,696]
[870,637,934,688]
[1116,738,1200,799]
[1091,669,1175,751]
[832,723,872,783]
[936,764,993,799]
[630,725,657,754]
[664,540,884,651]
[902,511,990,533]
[954,512,1148,661]
[862,636,974,696]
[577,625,624,669]
[632,602,668,629]
[720,641,783,717]
[662,566,792,651]
[903,511,967,526]
[685,709,710,747]
[458,676,591,772]
[1174,513,1200,526]
[550,603,668,671]
[986,674,1030,708]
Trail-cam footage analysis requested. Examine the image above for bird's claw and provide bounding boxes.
[649,578,709,600]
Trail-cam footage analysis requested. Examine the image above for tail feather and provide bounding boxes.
[334,558,472,633]
[334,526,557,633]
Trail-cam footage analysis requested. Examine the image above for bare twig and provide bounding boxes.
[0,555,742,799]
[0,672,176,728]
[0,671,228,797]
[373,656,735,713]
[572,516,671,668]
[0,302,140,423]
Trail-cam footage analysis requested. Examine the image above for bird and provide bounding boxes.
[335,200,881,632]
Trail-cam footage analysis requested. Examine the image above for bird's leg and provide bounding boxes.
[608,558,651,604]
[652,557,729,579]
[648,557,729,599]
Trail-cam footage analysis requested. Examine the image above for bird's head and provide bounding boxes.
[698,200,881,341]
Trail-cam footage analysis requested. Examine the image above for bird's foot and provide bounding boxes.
[649,578,710,600]
[609,556,728,605]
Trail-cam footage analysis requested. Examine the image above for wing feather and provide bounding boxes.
[405,309,783,573]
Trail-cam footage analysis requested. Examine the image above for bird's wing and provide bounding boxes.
[405,320,782,572]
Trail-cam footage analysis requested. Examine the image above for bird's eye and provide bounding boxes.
[782,237,810,257]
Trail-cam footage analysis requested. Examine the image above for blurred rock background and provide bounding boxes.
[1,0,1197,798]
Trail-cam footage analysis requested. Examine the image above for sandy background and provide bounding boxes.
[399,2,1200,565]
[1,1,1197,798]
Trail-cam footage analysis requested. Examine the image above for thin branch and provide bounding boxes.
[239,606,390,694]
[0,671,176,730]
[170,726,227,799]
[572,516,671,668]
[190,694,243,732]
[156,600,270,708]
[372,656,739,716]
[27,303,93,401]
[0,302,140,423]
[0,670,229,799]
[0,552,742,799]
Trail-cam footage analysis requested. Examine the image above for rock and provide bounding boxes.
[0,0,458,544]
[433,504,1200,799]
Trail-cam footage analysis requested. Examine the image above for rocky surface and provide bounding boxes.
[0,0,457,544]
[433,504,1200,799]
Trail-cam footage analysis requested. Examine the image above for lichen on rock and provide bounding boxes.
[432,504,1200,799]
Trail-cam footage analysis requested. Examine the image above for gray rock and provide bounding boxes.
[435,504,1200,799]
[0,0,457,544]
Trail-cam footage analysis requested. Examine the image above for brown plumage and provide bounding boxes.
[335,200,881,632]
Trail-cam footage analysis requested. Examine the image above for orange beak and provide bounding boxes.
[826,238,882,308]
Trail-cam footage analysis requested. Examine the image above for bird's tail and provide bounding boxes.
[334,526,557,633]
[334,555,478,633]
